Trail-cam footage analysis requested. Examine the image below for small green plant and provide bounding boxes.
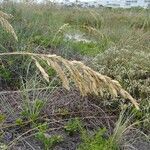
[21,99,44,122]
[0,67,12,81]
[78,128,119,150]
[36,132,63,150]
[37,122,48,133]
[0,114,6,123]
[64,118,83,135]
[15,118,23,126]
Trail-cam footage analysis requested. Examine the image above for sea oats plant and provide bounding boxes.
[0,11,18,41]
[0,52,139,110]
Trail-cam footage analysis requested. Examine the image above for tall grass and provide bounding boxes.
[1,3,149,54]
[0,3,149,149]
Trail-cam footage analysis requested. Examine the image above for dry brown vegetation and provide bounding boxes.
[0,52,139,109]
[0,10,18,41]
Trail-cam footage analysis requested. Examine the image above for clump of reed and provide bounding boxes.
[0,52,139,110]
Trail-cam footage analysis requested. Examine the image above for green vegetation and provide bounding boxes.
[78,128,118,150]
[64,118,82,135]
[0,114,6,123]
[21,99,44,122]
[15,118,24,126]
[36,132,63,150]
[0,1,149,150]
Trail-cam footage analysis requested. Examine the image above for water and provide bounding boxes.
[65,33,92,43]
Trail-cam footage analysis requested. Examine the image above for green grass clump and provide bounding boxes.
[64,118,83,135]
[78,128,119,150]
[0,114,6,123]
[36,132,63,150]
[21,99,44,122]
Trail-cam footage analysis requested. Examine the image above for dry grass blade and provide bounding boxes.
[0,10,13,19]
[31,56,49,82]
[0,11,18,41]
[46,57,70,90]
[0,52,139,110]
[81,25,104,38]
[52,23,70,42]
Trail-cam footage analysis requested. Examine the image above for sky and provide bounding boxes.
[24,0,150,7]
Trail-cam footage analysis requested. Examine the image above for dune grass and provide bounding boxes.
[0,2,150,150]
